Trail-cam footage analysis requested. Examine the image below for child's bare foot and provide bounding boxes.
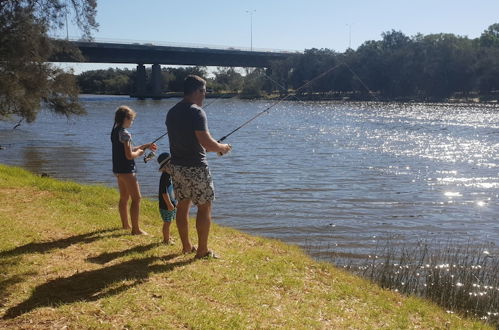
[182,246,196,254]
[131,229,148,235]
[163,239,175,245]
[122,225,132,230]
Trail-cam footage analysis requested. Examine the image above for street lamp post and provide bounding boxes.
[246,10,256,51]
[65,9,69,40]
[346,23,353,49]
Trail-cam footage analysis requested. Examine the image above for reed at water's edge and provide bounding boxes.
[0,164,490,329]
[309,239,499,328]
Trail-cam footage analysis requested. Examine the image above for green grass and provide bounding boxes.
[0,164,491,329]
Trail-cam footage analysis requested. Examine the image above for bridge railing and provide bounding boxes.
[55,36,299,54]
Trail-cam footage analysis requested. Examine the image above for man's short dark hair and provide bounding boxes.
[184,75,206,95]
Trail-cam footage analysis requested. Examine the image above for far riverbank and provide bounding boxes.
[91,90,499,104]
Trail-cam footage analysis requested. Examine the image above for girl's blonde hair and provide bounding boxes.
[113,105,136,128]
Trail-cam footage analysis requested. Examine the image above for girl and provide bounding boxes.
[111,105,157,235]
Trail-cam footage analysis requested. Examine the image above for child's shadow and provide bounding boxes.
[0,228,123,258]
[86,243,162,264]
[0,228,126,301]
[3,253,192,319]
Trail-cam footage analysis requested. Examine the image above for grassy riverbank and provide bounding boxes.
[0,164,490,329]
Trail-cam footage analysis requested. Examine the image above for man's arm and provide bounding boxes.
[195,130,231,154]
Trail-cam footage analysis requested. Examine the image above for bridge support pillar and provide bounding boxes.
[151,64,163,98]
[265,67,273,93]
[135,64,147,98]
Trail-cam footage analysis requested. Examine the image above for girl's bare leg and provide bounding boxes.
[116,175,131,229]
[119,173,146,235]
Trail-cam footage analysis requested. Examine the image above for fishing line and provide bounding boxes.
[217,62,344,143]
[214,61,382,157]
[341,61,380,102]
[261,70,308,105]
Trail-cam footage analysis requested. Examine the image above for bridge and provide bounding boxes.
[50,40,296,98]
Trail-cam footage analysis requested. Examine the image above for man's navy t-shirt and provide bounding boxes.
[166,101,208,167]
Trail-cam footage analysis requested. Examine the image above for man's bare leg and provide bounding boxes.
[176,199,194,253]
[195,201,212,257]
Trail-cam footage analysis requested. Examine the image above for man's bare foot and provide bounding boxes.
[131,229,148,235]
[195,250,219,259]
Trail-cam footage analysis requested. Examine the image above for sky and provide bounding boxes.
[52,0,499,73]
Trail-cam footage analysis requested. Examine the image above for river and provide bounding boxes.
[1,95,498,262]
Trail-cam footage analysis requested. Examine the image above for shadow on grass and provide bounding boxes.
[86,243,162,264]
[0,229,124,305]
[0,228,123,258]
[3,253,192,319]
[0,272,37,303]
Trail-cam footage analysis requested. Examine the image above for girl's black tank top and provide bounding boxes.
[111,126,136,174]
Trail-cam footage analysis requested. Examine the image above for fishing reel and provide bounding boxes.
[143,151,156,163]
[217,144,232,157]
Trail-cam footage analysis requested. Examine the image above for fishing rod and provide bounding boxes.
[143,97,222,163]
[217,63,344,145]
[143,131,168,163]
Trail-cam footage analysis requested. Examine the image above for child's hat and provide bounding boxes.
[157,152,171,170]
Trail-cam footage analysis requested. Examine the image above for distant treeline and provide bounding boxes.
[77,23,499,102]
[77,66,255,97]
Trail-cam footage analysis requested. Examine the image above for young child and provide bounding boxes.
[111,105,157,235]
[157,152,177,244]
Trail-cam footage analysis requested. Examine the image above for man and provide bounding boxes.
[166,75,231,258]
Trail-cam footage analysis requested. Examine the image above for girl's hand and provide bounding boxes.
[167,204,176,211]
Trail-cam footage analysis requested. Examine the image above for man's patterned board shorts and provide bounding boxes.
[171,164,215,205]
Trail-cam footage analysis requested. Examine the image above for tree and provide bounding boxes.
[475,48,499,94]
[213,67,243,92]
[415,34,475,99]
[378,30,418,98]
[164,67,207,92]
[479,23,499,48]
[353,40,386,96]
[0,0,98,124]
[77,68,133,95]
[241,69,266,98]
[289,48,338,94]
[268,59,294,96]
